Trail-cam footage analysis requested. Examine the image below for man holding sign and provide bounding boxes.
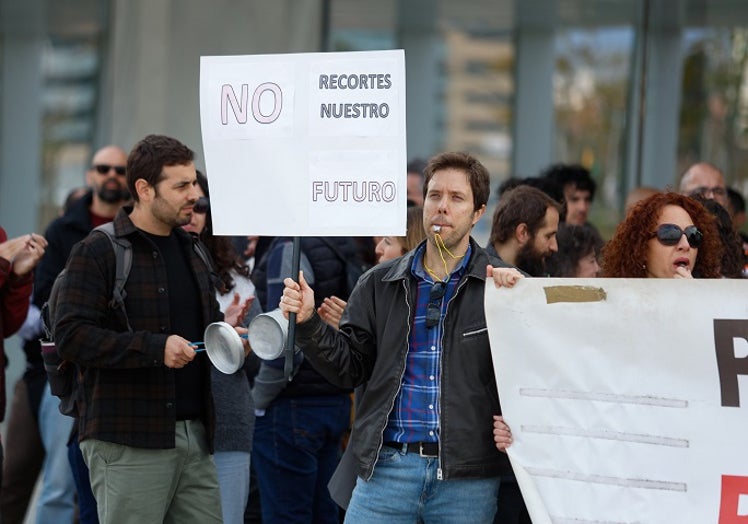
[279,151,515,522]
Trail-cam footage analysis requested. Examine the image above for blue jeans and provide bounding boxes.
[68,437,99,524]
[252,395,351,524]
[37,382,76,524]
[214,450,250,524]
[344,445,501,523]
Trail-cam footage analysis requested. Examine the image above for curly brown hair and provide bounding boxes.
[601,192,722,278]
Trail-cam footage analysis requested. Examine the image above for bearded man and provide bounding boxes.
[487,185,560,277]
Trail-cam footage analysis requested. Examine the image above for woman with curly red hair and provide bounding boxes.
[492,192,724,472]
[601,192,722,278]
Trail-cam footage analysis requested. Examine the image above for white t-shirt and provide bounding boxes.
[216,269,255,313]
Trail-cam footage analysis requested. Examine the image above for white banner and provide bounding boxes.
[485,278,748,524]
[199,50,407,236]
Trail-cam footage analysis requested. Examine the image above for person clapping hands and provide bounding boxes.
[0,232,47,276]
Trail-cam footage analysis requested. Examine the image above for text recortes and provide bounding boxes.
[319,73,392,119]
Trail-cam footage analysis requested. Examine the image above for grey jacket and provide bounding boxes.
[295,238,513,481]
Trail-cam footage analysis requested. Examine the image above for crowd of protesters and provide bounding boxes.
[0,134,744,524]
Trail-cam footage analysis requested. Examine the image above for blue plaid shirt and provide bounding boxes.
[382,243,472,444]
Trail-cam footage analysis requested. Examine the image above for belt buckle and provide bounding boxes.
[419,442,433,458]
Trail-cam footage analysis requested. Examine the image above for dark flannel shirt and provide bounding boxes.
[55,207,222,449]
[382,243,471,444]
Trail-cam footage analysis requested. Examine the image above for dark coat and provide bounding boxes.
[34,190,95,308]
[55,207,222,449]
[296,238,515,480]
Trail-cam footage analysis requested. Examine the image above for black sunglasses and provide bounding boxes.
[193,197,210,215]
[93,164,126,176]
[651,223,702,248]
[425,281,447,328]
[688,186,727,198]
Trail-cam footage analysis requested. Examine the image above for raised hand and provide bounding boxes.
[8,233,47,276]
[224,292,254,327]
[317,295,347,330]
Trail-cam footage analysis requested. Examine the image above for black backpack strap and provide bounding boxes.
[189,236,224,293]
[192,237,215,272]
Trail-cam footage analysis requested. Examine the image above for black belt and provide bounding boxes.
[384,441,438,458]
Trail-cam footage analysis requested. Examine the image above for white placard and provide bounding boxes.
[199,50,407,236]
[485,278,748,523]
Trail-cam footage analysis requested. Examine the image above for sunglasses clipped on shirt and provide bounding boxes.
[193,197,210,215]
[425,281,447,328]
[651,223,703,248]
[92,164,126,176]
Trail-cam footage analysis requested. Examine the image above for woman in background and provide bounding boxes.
[601,192,721,279]
[372,206,426,264]
[182,171,258,524]
[546,223,603,278]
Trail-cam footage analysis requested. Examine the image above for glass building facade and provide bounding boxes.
[327,0,748,238]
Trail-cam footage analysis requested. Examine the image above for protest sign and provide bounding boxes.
[200,50,406,236]
[485,278,748,523]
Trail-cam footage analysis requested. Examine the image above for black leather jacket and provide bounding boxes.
[296,238,514,481]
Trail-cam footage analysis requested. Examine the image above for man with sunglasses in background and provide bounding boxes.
[679,162,728,208]
[2,145,129,524]
[279,151,516,523]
